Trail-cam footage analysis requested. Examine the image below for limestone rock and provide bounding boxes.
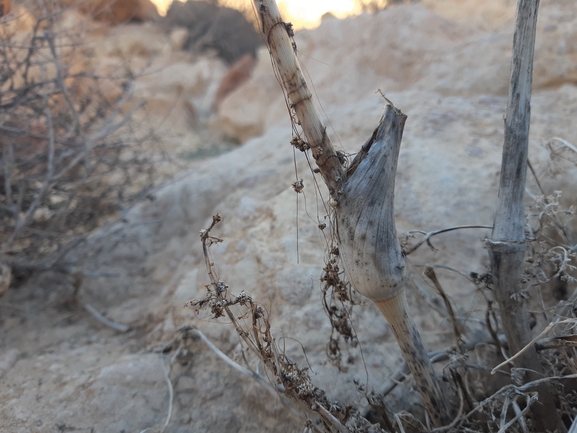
[89,22,172,59]
[169,26,189,51]
[218,1,577,142]
[421,0,516,32]
[2,1,577,431]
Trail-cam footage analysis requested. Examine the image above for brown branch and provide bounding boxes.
[424,266,464,351]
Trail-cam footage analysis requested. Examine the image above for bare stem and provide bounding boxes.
[376,292,450,427]
[255,0,345,196]
[487,0,562,430]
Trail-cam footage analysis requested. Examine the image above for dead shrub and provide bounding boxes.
[0,4,161,278]
[161,0,262,64]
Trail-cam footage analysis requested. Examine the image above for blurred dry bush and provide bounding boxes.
[161,0,262,64]
[0,4,161,277]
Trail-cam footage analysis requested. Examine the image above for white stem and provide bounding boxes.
[375,292,449,427]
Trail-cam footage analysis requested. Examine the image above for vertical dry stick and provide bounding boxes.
[255,0,450,426]
[487,0,562,431]
[255,0,345,197]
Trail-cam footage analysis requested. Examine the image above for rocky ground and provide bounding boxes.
[1,0,577,432]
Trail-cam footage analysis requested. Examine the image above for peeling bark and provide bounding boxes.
[337,107,450,426]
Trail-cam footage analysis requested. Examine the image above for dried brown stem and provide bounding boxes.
[424,266,464,350]
[255,0,345,196]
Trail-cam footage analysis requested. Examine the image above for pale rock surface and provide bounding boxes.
[169,26,189,51]
[84,86,574,431]
[86,22,229,159]
[213,54,257,110]
[90,22,172,59]
[218,1,577,143]
[1,1,577,432]
[422,0,517,31]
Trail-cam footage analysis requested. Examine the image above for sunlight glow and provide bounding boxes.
[151,0,366,29]
[277,0,358,28]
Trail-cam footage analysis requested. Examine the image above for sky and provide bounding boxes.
[151,0,373,29]
[276,0,359,28]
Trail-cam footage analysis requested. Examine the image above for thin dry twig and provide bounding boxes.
[191,214,391,432]
[394,413,407,433]
[190,327,278,398]
[491,319,575,374]
[569,415,577,433]
[512,398,530,433]
[161,358,174,431]
[497,394,538,433]
[1,11,160,269]
[550,137,577,155]
[83,302,130,333]
[315,404,349,433]
[403,225,492,255]
[424,266,464,350]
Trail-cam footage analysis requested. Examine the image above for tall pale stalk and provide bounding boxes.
[487,0,562,431]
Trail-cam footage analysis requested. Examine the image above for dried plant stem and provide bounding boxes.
[569,415,577,433]
[256,0,450,425]
[255,0,345,196]
[491,318,575,374]
[404,225,492,255]
[487,0,562,430]
[488,0,538,358]
[192,328,278,398]
[497,394,537,433]
[424,266,463,350]
[161,359,174,431]
[83,302,130,333]
[512,399,530,433]
[376,292,450,428]
[338,107,450,425]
